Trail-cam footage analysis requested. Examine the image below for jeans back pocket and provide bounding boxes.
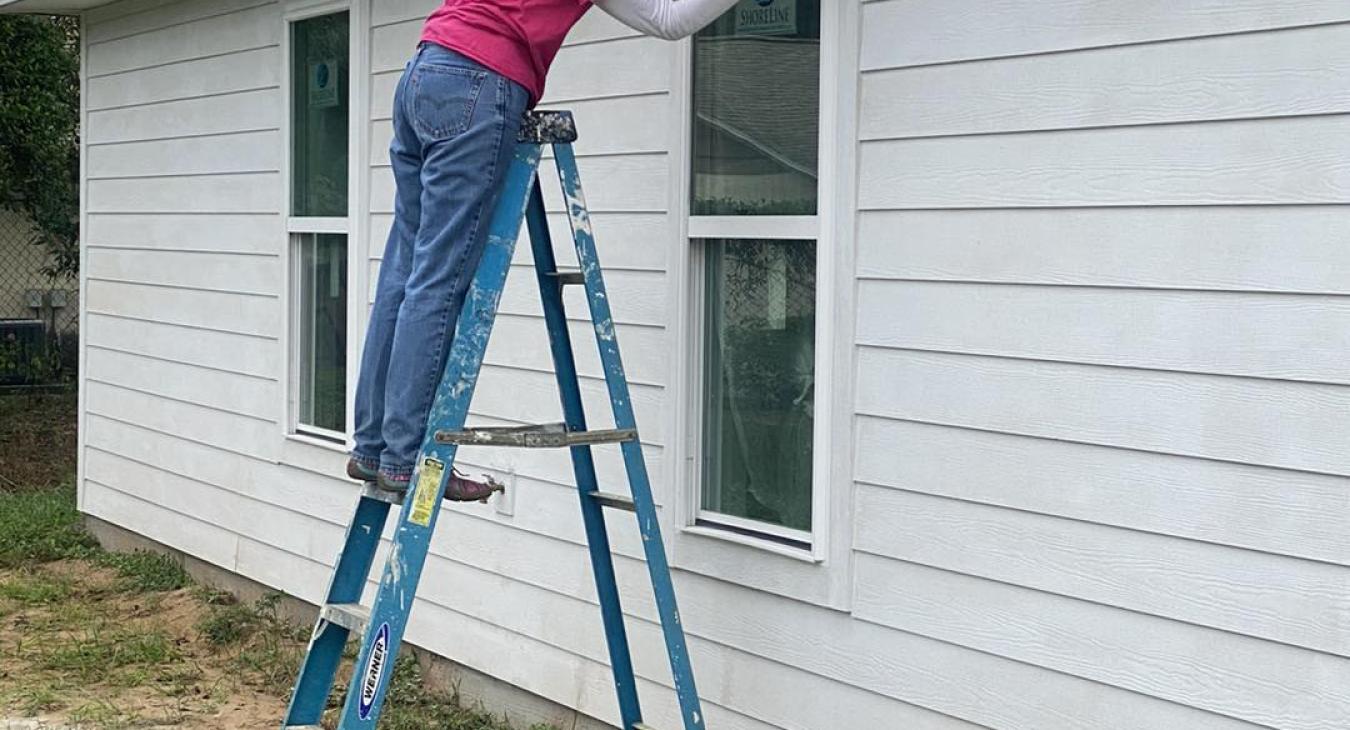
[410,64,488,142]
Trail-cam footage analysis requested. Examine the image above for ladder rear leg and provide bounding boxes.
[524,181,644,729]
[552,142,707,730]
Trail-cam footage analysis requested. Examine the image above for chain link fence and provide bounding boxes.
[0,208,78,387]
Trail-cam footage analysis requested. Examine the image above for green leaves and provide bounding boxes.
[0,15,80,281]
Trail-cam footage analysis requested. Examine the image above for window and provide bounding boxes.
[702,238,815,532]
[689,0,821,545]
[296,233,348,432]
[691,1,820,217]
[288,10,350,438]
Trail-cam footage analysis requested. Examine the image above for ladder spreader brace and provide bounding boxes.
[282,110,706,730]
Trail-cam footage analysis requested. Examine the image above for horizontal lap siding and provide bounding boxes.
[79,6,296,624]
[81,0,286,587]
[856,1,1350,727]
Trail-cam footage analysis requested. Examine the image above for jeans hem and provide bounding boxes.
[349,452,380,469]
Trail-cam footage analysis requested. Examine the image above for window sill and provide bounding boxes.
[279,431,350,480]
[681,523,821,564]
[671,517,845,608]
[286,431,348,452]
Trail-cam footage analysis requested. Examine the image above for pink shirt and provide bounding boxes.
[421,0,593,107]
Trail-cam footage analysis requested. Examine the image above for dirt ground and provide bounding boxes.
[0,560,289,729]
[0,390,76,492]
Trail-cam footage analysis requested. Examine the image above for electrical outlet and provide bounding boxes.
[23,289,44,309]
[49,289,68,308]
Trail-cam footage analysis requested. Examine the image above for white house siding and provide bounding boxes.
[77,0,1350,728]
[852,1,1350,729]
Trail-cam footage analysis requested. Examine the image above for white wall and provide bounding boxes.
[851,1,1350,727]
[79,0,1350,728]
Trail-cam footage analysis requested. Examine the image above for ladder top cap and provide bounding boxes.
[519,110,578,144]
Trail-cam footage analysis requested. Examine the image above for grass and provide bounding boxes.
[96,549,191,592]
[0,390,555,729]
[0,482,98,568]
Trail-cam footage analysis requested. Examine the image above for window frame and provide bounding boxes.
[664,0,862,609]
[279,0,369,451]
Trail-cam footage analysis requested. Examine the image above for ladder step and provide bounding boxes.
[361,481,405,505]
[590,490,635,512]
[547,270,585,286]
[435,422,637,449]
[319,602,371,635]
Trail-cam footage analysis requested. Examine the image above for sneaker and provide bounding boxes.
[446,469,506,503]
[376,470,411,493]
[346,456,378,482]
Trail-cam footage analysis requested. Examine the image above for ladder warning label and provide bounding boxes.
[409,458,444,527]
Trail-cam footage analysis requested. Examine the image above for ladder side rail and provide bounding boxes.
[284,498,393,725]
[524,178,644,729]
[553,143,707,729]
[335,142,545,729]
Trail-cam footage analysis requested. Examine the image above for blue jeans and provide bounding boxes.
[352,43,529,480]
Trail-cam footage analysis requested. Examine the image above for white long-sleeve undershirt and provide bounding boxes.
[592,0,742,41]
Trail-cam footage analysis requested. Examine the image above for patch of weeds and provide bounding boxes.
[0,569,73,605]
[0,482,97,568]
[11,685,64,715]
[97,549,189,592]
[40,627,180,681]
[24,597,101,633]
[192,584,237,605]
[153,664,207,698]
[198,599,260,646]
[199,591,306,695]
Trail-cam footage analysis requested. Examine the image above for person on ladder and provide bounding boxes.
[346,0,740,497]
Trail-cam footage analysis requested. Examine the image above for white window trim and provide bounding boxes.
[687,215,818,240]
[278,0,370,453]
[663,0,862,610]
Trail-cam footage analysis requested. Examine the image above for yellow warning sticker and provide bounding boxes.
[408,458,444,527]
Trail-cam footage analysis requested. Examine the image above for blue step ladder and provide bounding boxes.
[282,110,705,730]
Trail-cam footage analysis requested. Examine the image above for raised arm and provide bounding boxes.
[592,0,741,41]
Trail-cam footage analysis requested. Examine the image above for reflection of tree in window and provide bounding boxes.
[691,0,820,216]
[703,239,815,531]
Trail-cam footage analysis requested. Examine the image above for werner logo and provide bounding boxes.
[358,623,390,720]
